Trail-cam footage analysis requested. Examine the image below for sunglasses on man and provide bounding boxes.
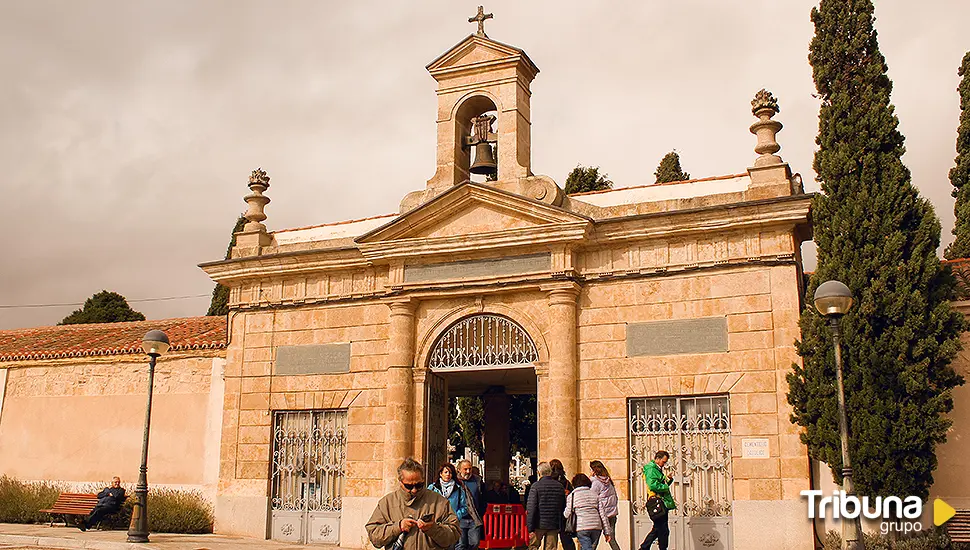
[401,482,423,490]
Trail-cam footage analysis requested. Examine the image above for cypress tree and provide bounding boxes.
[206,215,247,316]
[946,52,970,260]
[564,165,612,194]
[786,0,965,499]
[654,151,690,183]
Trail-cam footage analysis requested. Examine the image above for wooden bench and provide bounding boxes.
[39,492,97,527]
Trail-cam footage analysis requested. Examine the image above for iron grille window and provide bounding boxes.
[629,395,732,518]
[271,410,348,513]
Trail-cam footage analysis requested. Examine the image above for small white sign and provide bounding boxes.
[742,438,770,458]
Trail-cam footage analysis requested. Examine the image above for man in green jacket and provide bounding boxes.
[638,451,676,550]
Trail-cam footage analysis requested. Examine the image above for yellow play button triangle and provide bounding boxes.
[935,498,956,526]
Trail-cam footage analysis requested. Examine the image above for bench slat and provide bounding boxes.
[41,493,98,516]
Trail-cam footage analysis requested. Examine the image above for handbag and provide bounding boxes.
[645,490,667,521]
[564,493,578,535]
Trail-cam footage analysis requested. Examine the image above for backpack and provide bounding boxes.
[645,492,667,521]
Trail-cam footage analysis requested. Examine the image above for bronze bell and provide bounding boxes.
[469,142,497,176]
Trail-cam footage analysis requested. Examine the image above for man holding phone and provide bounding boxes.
[367,458,461,550]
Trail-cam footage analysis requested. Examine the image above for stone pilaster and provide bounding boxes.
[540,282,580,475]
[383,299,416,492]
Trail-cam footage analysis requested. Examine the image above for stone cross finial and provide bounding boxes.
[243,168,271,232]
[468,6,493,37]
[749,89,784,167]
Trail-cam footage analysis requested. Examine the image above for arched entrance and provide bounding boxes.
[424,314,538,485]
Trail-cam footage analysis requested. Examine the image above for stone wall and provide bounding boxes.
[217,303,389,543]
[0,351,224,497]
[573,264,814,549]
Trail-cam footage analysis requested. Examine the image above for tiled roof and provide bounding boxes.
[0,316,227,363]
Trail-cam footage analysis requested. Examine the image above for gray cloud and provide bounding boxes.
[2,1,968,329]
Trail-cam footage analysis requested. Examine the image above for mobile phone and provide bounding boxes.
[421,513,434,522]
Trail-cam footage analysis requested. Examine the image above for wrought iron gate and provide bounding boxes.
[425,373,448,478]
[270,410,347,544]
[629,396,733,550]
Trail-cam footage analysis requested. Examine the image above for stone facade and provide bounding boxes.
[200,27,818,549]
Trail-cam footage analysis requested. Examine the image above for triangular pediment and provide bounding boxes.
[427,35,538,77]
[356,183,590,244]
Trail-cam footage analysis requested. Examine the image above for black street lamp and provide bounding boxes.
[814,280,864,550]
[127,329,169,543]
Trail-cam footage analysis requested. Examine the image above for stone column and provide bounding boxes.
[541,282,580,475]
[384,299,416,492]
[483,390,511,484]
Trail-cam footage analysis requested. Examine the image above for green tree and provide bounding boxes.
[564,165,612,194]
[787,0,965,500]
[946,52,970,260]
[449,396,484,458]
[654,151,690,183]
[509,394,537,458]
[206,215,247,316]
[447,394,536,462]
[59,291,146,325]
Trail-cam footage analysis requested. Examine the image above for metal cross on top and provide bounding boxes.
[468,6,493,37]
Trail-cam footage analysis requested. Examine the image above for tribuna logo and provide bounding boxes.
[801,490,922,520]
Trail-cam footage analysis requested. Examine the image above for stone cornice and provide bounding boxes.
[358,223,590,263]
[199,247,368,285]
[426,34,539,83]
[357,182,591,242]
[591,194,812,244]
[355,182,593,263]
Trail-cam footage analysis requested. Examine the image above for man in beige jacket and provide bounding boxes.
[367,458,461,550]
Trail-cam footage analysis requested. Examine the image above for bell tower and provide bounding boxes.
[423,7,539,193]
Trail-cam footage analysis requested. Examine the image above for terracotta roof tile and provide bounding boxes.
[0,316,227,363]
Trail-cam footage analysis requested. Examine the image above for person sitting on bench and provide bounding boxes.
[78,476,125,531]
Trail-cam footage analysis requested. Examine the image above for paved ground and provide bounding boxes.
[0,523,351,550]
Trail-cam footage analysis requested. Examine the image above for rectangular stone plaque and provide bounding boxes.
[404,253,551,283]
[626,317,728,356]
[275,343,351,375]
[742,438,770,458]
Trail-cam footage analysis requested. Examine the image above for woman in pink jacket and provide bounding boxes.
[589,461,621,550]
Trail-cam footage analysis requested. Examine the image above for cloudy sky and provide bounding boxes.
[1,1,968,330]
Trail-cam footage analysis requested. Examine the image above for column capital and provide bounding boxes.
[412,367,428,384]
[533,360,549,378]
[541,281,581,304]
[384,297,417,316]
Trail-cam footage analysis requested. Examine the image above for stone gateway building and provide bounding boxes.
[199,23,815,550]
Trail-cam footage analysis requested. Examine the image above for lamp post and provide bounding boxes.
[127,330,169,543]
[813,280,864,550]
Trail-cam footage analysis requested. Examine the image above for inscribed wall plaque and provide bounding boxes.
[741,438,770,458]
[404,253,551,283]
[626,317,728,356]
[275,343,351,375]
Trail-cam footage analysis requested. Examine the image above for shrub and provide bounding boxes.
[119,488,214,534]
[0,476,212,534]
[0,475,62,524]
